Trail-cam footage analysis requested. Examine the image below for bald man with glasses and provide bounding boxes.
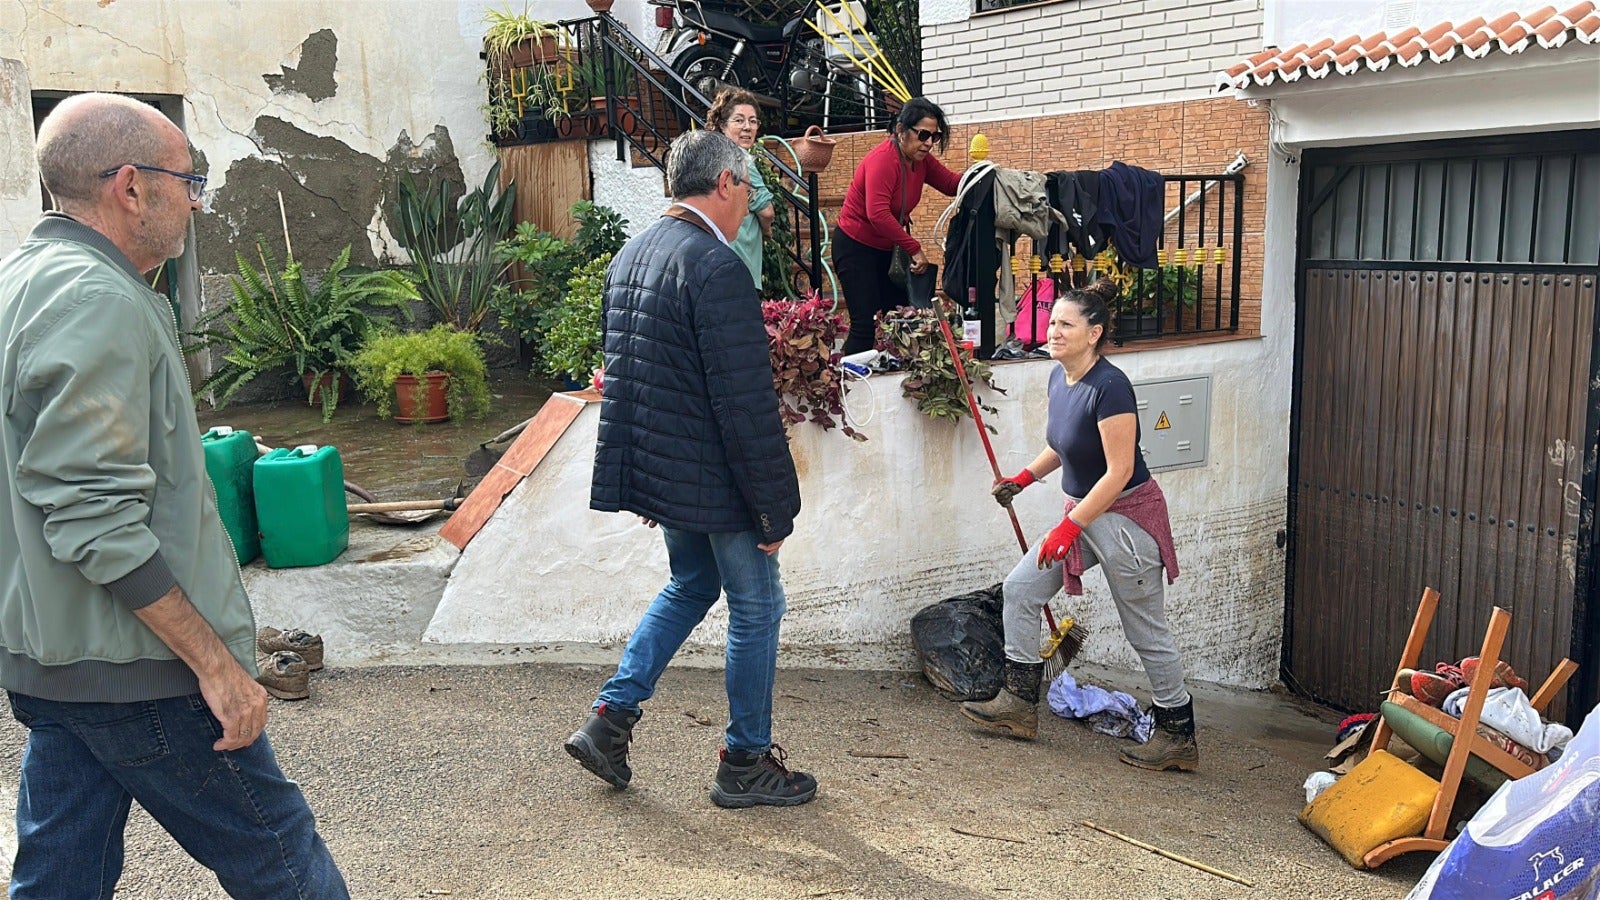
[0,93,348,898]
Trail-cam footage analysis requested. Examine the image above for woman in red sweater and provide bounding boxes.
[833,97,961,354]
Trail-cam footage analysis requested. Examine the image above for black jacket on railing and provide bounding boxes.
[591,211,801,542]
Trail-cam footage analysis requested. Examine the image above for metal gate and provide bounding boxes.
[1287,131,1600,723]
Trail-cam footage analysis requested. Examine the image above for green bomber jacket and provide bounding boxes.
[0,213,256,702]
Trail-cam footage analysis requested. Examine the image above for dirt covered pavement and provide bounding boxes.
[0,662,1433,898]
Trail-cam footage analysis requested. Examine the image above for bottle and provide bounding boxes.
[962,287,981,350]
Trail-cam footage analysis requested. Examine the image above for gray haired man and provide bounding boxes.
[566,130,815,808]
[0,93,347,897]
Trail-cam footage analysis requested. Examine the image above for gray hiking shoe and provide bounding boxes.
[711,745,818,809]
[257,626,324,671]
[255,651,310,701]
[1120,698,1199,772]
[564,704,641,789]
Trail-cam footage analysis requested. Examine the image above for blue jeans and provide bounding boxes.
[597,526,786,754]
[7,691,348,899]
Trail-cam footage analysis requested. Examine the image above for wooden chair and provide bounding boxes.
[1362,587,1579,867]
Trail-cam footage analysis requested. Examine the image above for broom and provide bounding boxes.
[933,309,1086,682]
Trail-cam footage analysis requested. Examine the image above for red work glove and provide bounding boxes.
[1036,514,1082,568]
[991,468,1037,507]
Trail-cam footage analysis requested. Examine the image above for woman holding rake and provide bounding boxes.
[959,279,1198,772]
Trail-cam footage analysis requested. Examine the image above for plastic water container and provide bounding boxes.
[253,444,349,568]
[200,426,261,565]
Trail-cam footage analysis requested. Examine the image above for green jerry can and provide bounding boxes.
[199,426,261,565]
[253,444,349,568]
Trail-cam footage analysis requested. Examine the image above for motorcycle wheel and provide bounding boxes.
[672,43,744,128]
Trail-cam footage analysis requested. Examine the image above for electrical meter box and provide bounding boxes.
[1133,376,1211,472]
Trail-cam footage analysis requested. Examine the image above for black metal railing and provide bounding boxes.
[1012,172,1246,347]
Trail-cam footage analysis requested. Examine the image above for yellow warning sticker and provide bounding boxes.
[1154,411,1171,430]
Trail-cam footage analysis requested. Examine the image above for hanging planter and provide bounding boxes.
[584,0,616,12]
[393,373,451,424]
[794,125,838,175]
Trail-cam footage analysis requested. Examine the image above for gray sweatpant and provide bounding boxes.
[1001,510,1190,708]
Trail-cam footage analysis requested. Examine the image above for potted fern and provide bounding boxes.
[352,325,492,425]
[187,242,416,422]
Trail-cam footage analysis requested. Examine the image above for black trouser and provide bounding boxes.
[832,226,901,355]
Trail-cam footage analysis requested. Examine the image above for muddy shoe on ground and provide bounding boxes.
[710,745,817,809]
[257,627,324,671]
[960,659,1043,740]
[1120,698,1199,772]
[256,651,311,701]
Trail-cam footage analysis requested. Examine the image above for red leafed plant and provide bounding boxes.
[762,294,866,442]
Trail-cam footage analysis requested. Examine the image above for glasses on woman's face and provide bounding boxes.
[728,115,759,128]
[909,128,942,144]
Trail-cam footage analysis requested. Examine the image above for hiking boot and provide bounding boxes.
[1120,698,1199,772]
[960,660,1043,740]
[1459,656,1528,693]
[255,651,310,701]
[257,626,324,671]
[564,703,640,789]
[710,745,818,808]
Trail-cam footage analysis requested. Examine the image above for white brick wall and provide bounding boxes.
[920,0,1264,123]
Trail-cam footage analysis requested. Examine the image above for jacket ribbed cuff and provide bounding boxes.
[107,553,178,610]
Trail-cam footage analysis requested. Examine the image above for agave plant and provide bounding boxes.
[188,242,417,422]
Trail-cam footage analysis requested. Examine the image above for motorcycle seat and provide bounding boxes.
[687,7,798,44]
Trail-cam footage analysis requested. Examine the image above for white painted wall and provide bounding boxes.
[433,322,1295,687]
[0,60,40,253]
[589,139,667,237]
[917,0,1266,123]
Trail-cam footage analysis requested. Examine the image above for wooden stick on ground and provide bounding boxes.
[1080,821,1254,887]
[951,826,1027,845]
[846,750,908,759]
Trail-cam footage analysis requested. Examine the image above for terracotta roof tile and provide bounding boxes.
[1218,2,1599,90]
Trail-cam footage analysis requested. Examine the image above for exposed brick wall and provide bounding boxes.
[921,0,1265,121]
[795,97,1268,334]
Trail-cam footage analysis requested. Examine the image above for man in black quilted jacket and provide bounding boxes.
[564,130,816,809]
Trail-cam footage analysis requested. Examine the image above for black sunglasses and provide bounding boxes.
[909,128,943,143]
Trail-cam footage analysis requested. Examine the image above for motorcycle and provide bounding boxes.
[648,0,886,130]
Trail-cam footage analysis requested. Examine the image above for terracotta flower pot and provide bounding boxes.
[301,371,347,407]
[393,372,451,424]
[585,0,616,13]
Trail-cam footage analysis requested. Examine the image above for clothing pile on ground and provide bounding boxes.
[1045,671,1154,744]
[1398,656,1574,764]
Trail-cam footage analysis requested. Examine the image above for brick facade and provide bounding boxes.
[798,97,1269,336]
[922,0,1266,118]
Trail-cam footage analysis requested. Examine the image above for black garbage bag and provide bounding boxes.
[910,583,1006,701]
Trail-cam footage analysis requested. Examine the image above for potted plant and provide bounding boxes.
[878,305,1003,428]
[491,202,629,361]
[1092,249,1201,342]
[352,325,492,425]
[539,253,610,388]
[763,293,864,441]
[188,242,416,422]
[394,163,516,333]
[482,7,561,69]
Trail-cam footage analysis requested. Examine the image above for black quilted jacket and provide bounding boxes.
[590,215,801,542]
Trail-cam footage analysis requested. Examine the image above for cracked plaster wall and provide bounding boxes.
[0,0,504,280]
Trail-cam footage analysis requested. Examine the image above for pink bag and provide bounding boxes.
[1010,277,1056,347]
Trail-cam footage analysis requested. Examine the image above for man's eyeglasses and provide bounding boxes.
[912,128,943,144]
[98,164,208,202]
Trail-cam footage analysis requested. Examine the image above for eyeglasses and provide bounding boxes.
[911,128,943,144]
[98,164,208,202]
[728,115,760,127]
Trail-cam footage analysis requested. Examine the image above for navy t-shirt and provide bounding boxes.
[1045,357,1150,499]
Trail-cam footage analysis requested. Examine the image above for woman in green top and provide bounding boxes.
[707,88,774,291]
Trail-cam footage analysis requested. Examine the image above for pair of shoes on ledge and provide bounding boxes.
[255,627,325,701]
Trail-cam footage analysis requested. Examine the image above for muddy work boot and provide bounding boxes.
[960,660,1044,740]
[564,704,641,789]
[711,745,818,808]
[257,626,324,671]
[255,651,310,701]
[1120,698,1199,772]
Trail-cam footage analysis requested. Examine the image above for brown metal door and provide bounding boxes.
[1290,267,1595,717]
